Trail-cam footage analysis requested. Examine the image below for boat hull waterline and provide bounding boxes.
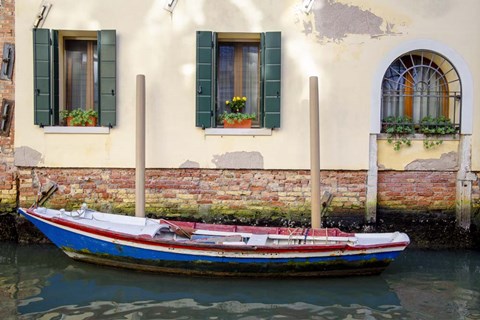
[18,207,410,277]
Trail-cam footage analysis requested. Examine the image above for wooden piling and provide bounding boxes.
[136,75,146,217]
[309,76,321,228]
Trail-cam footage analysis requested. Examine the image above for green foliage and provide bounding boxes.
[419,116,458,149]
[220,112,256,124]
[59,109,70,120]
[62,108,98,126]
[382,116,414,151]
[382,115,458,150]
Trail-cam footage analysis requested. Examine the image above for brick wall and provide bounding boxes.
[16,168,461,218]
[0,0,16,212]
[16,168,368,218]
[378,171,456,213]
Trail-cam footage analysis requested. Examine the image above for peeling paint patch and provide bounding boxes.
[405,152,458,171]
[212,152,264,169]
[312,0,397,42]
[179,160,200,168]
[15,146,43,167]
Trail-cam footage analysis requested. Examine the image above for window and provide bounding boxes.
[381,50,461,131]
[64,38,98,112]
[217,37,260,126]
[33,29,116,127]
[196,31,281,129]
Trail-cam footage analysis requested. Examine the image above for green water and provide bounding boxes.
[0,244,479,320]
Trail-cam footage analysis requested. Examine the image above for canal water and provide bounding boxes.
[0,244,479,320]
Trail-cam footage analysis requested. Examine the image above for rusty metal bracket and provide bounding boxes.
[0,99,14,136]
[0,43,14,81]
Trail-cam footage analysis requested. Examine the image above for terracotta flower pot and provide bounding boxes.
[223,119,252,128]
[66,116,97,127]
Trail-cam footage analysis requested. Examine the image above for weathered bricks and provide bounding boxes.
[378,171,456,212]
[13,168,368,215]
[0,0,16,212]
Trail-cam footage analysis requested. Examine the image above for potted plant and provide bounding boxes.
[220,96,256,128]
[419,115,458,149]
[60,109,70,126]
[382,116,414,151]
[61,108,98,126]
[383,115,458,150]
[221,111,257,128]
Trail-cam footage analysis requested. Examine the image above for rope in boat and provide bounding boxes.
[160,219,195,239]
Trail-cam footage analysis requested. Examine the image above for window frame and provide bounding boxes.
[380,50,461,133]
[216,36,261,127]
[195,31,281,130]
[33,28,116,128]
[60,31,98,116]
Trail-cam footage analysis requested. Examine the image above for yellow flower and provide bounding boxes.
[232,97,237,102]
[242,97,247,101]
[225,100,230,105]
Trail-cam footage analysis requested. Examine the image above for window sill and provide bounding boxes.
[204,128,272,136]
[43,126,110,134]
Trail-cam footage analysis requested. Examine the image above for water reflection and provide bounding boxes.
[383,250,480,320]
[0,244,479,320]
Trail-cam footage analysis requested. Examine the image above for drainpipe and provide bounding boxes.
[309,76,321,228]
[136,75,146,217]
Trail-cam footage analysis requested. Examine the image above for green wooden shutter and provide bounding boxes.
[52,30,60,125]
[33,28,51,126]
[262,32,281,129]
[98,30,116,127]
[196,31,214,128]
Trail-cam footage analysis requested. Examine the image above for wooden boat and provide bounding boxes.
[18,205,410,277]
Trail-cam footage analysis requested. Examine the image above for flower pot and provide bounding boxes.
[223,119,252,128]
[86,117,97,127]
[66,116,97,127]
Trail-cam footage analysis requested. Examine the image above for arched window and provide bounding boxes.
[381,50,461,130]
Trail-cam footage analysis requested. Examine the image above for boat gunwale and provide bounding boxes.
[21,208,410,254]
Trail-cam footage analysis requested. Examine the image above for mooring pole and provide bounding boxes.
[309,76,321,228]
[136,75,146,218]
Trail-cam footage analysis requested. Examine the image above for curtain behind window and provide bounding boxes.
[65,40,97,111]
[242,45,259,116]
[217,45,234,119]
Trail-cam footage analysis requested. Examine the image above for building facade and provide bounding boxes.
[2,0,480,232]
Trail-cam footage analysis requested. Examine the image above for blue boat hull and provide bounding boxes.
[19,208,403,277]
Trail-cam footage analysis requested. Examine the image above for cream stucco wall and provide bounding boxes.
[14,0,480,170]
[378,139,459,171]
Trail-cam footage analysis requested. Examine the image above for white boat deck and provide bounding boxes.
[32,207,409,246]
